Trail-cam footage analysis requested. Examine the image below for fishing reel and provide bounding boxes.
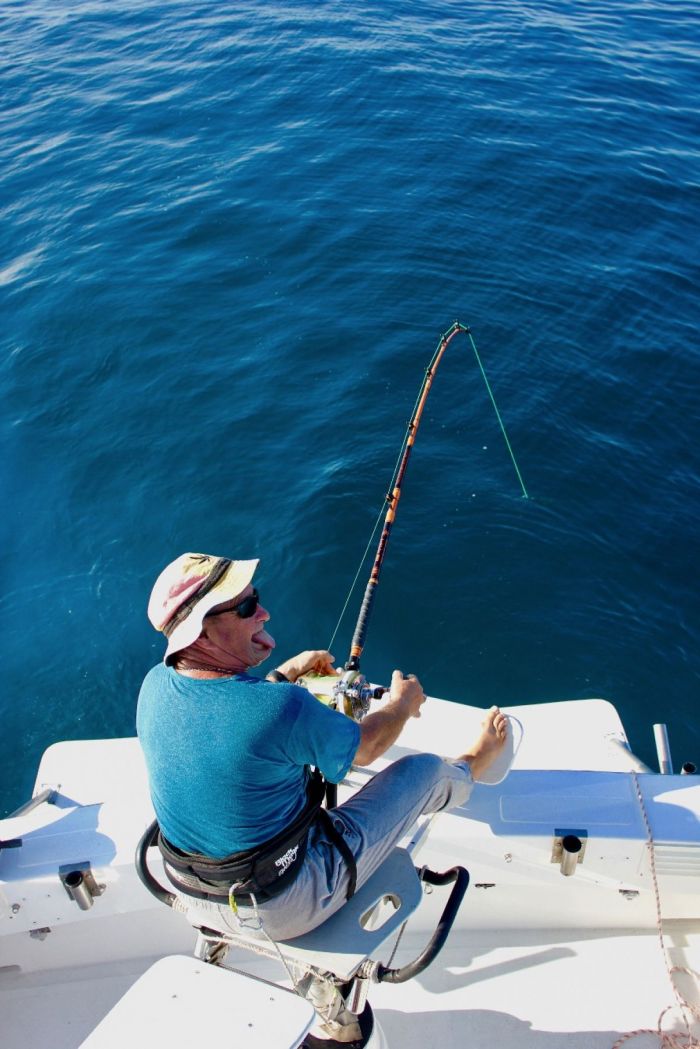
[295,670,387,721]
[332,669,387,722]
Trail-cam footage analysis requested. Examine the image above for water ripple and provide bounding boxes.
[1,0,699,812]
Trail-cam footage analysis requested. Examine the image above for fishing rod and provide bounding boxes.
[326,320,529,722]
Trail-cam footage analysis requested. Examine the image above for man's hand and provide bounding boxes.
[389,669,426,719]
[354,669,426,766]
[273,650,337,683]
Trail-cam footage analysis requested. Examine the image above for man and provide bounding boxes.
[137,552,508,941]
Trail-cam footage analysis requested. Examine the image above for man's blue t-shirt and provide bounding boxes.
[136,664,360,857]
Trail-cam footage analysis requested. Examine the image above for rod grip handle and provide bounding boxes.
[348,582,376,666]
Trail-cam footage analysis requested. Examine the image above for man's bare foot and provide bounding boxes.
[459,706,509,782]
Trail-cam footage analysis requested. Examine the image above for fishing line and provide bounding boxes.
[466,326,529,500]
[326,501,385,655]
[327,321,529,666]
[326,415,419,654]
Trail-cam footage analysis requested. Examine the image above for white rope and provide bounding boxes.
[611,772,700,1048]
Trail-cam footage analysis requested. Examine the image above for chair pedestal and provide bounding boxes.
[183,848,423,1047]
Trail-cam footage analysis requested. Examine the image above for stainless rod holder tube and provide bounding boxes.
[560,835,582,877]
[681,762,697,775]
[653,724,673,775]
[64,870,94,910]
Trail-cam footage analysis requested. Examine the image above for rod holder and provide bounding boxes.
[681,762,697,775]
[60,866,104,910]
[653,724,673,775]
[65,871,94,910]
[560,835,583,877]
[551,830,587,876]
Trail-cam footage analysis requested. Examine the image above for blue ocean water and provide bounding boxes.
[1,0,698,816]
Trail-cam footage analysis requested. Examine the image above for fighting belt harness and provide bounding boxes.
[158,769,357,905]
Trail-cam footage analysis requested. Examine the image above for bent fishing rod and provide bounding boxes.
[327,320,529,722]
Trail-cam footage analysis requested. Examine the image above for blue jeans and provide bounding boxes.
[249,753,473,941]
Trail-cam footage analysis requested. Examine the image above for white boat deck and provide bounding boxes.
[1,695,698,1048]
[371,926,700,1048]
[3,921,698,1048]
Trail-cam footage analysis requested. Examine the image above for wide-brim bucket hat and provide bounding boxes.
[148,553,259,660]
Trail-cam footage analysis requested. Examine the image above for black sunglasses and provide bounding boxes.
[206,588,260,620]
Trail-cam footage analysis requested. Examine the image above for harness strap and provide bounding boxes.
[317,808,357,902]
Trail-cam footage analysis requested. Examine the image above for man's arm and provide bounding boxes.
[267,654,425,767]
[353,670,425,766]
[268,649,336,682]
